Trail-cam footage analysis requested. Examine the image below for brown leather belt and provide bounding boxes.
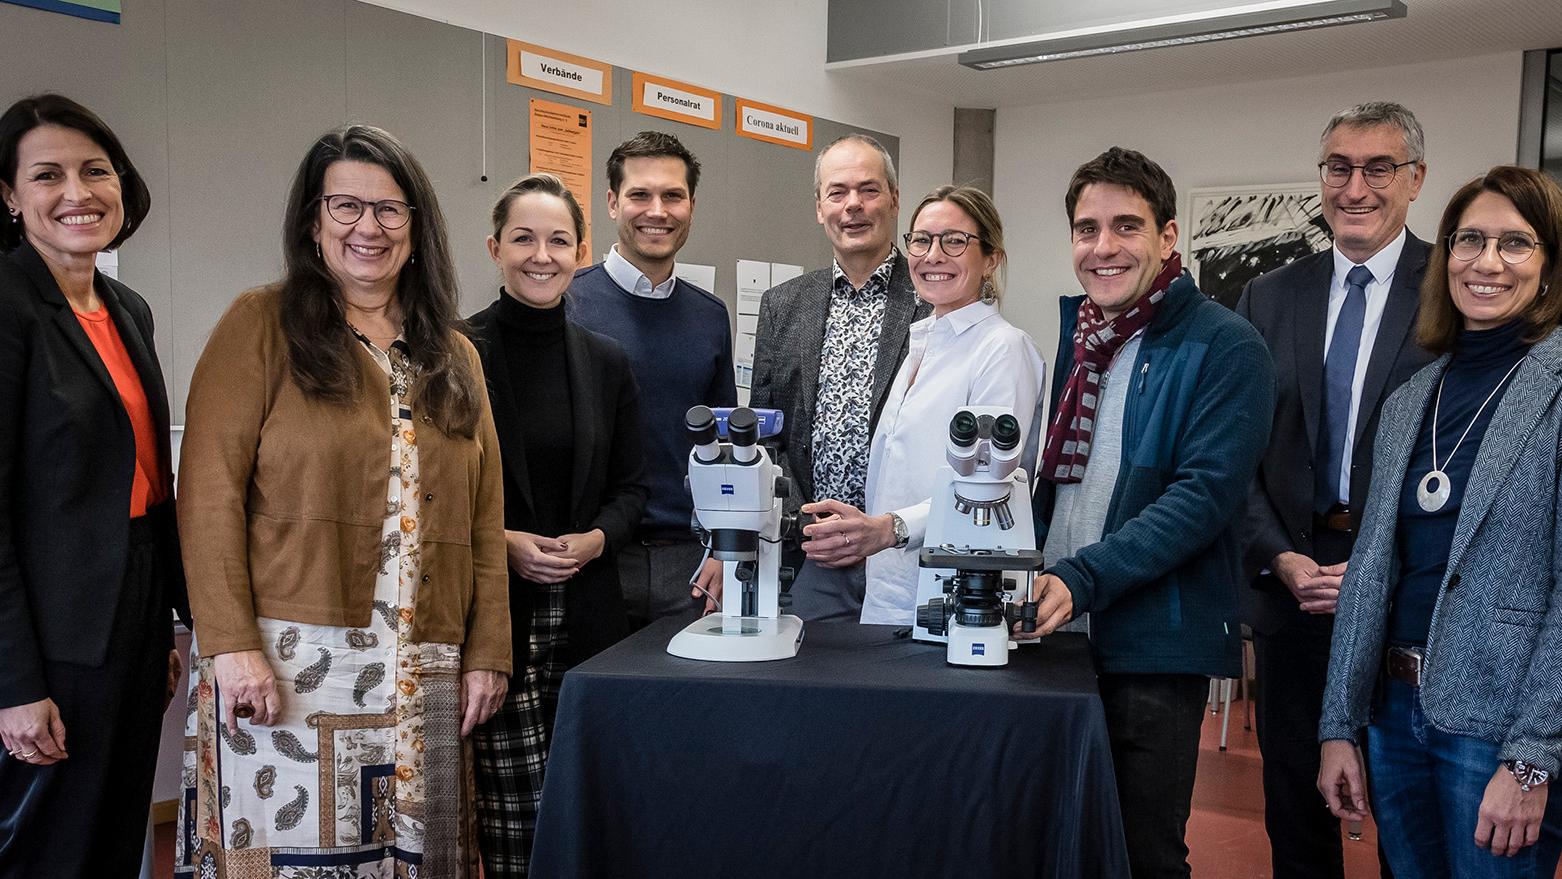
[1317,503,1354,534]
[1386,645,1424,687]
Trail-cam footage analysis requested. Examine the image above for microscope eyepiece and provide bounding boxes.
[990,413,1021,451]
[686,406,718,443]
[949,410,979,448]
[727,407,759,447]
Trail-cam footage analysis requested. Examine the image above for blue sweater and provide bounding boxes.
[1033,273,1276,677]
[1390,320,1528,645]
[568,264,737,535]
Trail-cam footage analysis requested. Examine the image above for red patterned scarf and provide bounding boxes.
[1040,252,1182,484]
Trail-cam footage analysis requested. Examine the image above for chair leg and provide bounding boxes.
[1219,678,1233,751]
[1208,678,1219,714]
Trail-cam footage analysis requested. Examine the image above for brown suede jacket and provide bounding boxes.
[179,286,510,674]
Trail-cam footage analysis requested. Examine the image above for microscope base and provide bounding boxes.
[666,614,804,662]
[946,621,1015,667]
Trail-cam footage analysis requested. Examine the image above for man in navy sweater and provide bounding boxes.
[1020,148,1276,877]
[569,131,736,629]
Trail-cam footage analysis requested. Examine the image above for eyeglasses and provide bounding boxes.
[319,194,415,230]
[904,230,981,257]
[1318,160,1417,189]
[1447,228,1544,264]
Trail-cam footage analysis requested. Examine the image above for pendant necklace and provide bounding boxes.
[1417,357,1525,512]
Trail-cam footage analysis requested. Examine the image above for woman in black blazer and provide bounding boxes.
[466,173,647,878]
[0,94,187,877]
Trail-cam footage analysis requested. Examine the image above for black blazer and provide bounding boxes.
[467,298,647,666]
[1236,232,1436,633]
[0,242,186,708]
[749,253,929,506]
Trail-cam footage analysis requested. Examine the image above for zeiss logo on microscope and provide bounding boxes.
[721,484,735,495]
[972,644,985,656]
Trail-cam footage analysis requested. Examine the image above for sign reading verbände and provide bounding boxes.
[506,39,612,106]
[734,98,812,151]
[631,72,721,130]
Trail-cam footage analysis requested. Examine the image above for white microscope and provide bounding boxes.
[667,405,805,662]
[913,407,1044,667]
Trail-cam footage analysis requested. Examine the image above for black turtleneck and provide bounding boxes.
[495,290,573,535]
[1390,319,1529,645]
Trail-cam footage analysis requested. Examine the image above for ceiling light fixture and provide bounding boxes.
[958,0,1406,70]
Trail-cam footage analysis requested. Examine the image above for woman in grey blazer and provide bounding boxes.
[1317,165,1562,878]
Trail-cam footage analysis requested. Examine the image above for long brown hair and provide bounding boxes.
[280,124,480,436]
[1417,166,1562,354]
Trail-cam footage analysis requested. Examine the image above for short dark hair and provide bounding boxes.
[0,93,150,251]
[1065,146,1177,229]
[1417,165,1562,354]
[491,172,586,244]
[606,130,701,195]
[279,123,481,436]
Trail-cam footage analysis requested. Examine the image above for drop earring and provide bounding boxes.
[979,278,996,304]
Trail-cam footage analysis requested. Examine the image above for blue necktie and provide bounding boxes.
[1316,264,1373,512]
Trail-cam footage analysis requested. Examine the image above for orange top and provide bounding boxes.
[74,307,165,517]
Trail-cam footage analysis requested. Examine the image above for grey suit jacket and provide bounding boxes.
[748,252,928,505]
[1236,234,1435,633]
[1319,326,1562,773]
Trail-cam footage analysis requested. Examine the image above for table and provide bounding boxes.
[530,619,1128,878]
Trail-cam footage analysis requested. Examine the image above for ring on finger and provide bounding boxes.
[20,749,37,759]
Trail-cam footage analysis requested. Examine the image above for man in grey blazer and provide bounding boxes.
[749,133,928,620]
[1237,101,1436,879]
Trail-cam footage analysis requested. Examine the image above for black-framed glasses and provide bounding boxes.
[1448,228,1544,264]
[904,230,981,257]
[319,194,415,229]
[1318,160,1417,189]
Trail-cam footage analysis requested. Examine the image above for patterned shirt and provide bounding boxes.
[812,248,897,511]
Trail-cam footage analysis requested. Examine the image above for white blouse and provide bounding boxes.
[859,300,1047,624]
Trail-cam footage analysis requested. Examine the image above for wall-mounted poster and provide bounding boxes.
[3,0,119,23]
[1186,182,1331,309]
[528,98,594,258]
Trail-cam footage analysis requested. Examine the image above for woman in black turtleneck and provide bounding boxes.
[466,173,646,878]
[1318,166,1562,878]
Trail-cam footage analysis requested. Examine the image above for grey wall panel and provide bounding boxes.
[162,0,348,419]
[2,0,900,422]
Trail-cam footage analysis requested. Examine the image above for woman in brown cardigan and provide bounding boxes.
[175,124,509,877]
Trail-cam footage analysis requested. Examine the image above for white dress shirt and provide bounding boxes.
[859,301,1047,624]
[604,244,678,299]
[1323,227,1406,504]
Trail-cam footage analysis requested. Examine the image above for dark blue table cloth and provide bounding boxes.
[531,618,1127,878]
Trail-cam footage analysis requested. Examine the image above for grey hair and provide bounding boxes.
[812,133,898,197]
[1319,101,1425,163]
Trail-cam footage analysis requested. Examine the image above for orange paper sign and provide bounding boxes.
[631,72,722,130]
[528,98,595,258]
[507,39,612,106]
[734,98,813,151]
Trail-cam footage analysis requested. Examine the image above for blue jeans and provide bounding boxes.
[1367,677,1562,878]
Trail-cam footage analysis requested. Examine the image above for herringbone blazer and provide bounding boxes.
[748,253,928,505]
[1320,325,1562,772]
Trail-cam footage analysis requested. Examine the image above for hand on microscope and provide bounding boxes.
[504,530,579,584]
[1012,572,1074,639]
[691,558,723,614]
[799,499,896,568]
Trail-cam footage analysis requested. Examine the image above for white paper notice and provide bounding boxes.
[674,263,717,294]
[520,49,606,97]
[737,313,758,336]
[770,263,804,286]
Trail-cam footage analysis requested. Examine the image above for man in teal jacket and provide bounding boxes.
[1021,147,1276,877]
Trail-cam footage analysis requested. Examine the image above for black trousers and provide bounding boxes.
[1252,525,1359,879]
[0,517,175,879]
[1099,673,1209,879]
[617,537,706,631]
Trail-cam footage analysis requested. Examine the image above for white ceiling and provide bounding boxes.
[826,0,1562,108]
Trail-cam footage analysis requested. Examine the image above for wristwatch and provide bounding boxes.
[889,513,909,549]
[1505,760,1551,793]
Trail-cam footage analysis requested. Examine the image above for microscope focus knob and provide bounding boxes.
[779,566,796,585]
[773,475,791,499]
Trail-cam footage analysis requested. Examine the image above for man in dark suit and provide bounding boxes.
[749,133,927,620]
[1237,101,1436,879]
